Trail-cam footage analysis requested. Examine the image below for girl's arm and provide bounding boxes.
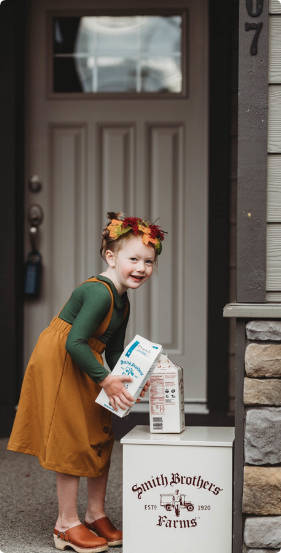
[104,302,130,369]
[65,284,112,383]
[102,303,136,411]
[66,287,134,409]
[102,303,148,410]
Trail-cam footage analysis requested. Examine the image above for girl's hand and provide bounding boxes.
[136,379,150,403]
[99,374,134,411]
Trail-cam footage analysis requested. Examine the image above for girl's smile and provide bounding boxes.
[101,235,155,295]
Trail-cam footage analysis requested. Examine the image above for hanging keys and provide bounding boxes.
[24,204,44,298]
[24,251,42,297]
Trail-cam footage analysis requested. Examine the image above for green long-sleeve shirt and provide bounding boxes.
[58,275,129,383]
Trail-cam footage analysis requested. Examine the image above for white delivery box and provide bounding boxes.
[96,334,162,418]
[121,425,235,553]
[149,354,185,433]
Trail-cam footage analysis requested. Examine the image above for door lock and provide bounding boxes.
[28,174,42,193]
[28,204,44,227]
[27,204,44,252]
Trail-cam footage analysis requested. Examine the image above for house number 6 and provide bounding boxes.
[245,0,264,55]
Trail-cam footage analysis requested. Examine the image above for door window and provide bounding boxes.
[52,14,185,96]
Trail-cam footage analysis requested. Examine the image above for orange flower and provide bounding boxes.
[138,224,150,234]
[108,219,123,239]
[142,233,158,246]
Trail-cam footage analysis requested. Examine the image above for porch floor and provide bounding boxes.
[1,413,235,552]
[0,439,122,553]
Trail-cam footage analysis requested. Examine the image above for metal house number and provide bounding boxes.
[245,0,264,55]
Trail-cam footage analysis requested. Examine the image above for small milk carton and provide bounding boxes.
[149,353,185,433]
[95,334,162,418]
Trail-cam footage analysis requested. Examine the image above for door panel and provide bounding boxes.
[25,0,208,412]
[50,124,87,312]
[149,124,184,352]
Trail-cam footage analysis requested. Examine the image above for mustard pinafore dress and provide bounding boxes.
[7,278,122,478]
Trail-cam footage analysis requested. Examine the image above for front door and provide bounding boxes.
[25,0,209,412]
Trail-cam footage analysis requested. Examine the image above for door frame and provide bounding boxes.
[0,0,235,436]
[207,0,237,413]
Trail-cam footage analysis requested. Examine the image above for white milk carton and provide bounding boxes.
[149,353,185,433]
[95,334,162,418]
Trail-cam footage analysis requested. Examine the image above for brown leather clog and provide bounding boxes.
[53,523,108,552]
[85,517,122,547]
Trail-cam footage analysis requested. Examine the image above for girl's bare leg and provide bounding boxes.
[55,472,81,531]
[85,468,109,523]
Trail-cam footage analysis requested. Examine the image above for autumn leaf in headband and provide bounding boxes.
[107,219,131,239]
[107,216,165,254]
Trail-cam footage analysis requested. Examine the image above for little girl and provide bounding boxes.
[7,212,165,553]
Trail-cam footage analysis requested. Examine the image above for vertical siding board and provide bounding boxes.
[237,0,268,301]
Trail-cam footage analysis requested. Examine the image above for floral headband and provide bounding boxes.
[107,216,165,255]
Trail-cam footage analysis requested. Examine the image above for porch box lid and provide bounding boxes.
[121,425,235,447]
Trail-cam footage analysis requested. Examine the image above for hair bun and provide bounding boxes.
[107,211,123,222]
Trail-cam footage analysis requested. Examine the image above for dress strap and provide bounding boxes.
[83,277,114,337]
[123,299,129,321]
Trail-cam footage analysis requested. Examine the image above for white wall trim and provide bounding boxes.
[223,302,281,318]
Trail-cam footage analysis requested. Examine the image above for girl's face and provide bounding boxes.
[105,235,155,294]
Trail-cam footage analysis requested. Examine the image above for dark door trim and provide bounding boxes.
[207,0,237,412]
[0,0,27,436]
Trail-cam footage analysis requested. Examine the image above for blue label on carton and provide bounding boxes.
[125,340,140,358]
[120,359,144,377]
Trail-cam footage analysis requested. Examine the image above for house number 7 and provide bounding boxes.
[245,0,264,56]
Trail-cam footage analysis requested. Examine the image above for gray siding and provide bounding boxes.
[267,1,281,300]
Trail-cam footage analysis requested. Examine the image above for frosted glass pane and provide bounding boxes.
[141,56,181,92]
[53,15,183,94]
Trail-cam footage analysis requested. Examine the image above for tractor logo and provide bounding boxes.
[160,490,194,517]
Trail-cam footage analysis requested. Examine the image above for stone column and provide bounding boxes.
[243,321,281,552]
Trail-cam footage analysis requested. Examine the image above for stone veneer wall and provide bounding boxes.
[243,321,281,553]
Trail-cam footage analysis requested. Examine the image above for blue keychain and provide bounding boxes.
[24,250,42,297]
[25,204,44,298]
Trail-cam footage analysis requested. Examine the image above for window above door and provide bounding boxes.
[50,13,187,98]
